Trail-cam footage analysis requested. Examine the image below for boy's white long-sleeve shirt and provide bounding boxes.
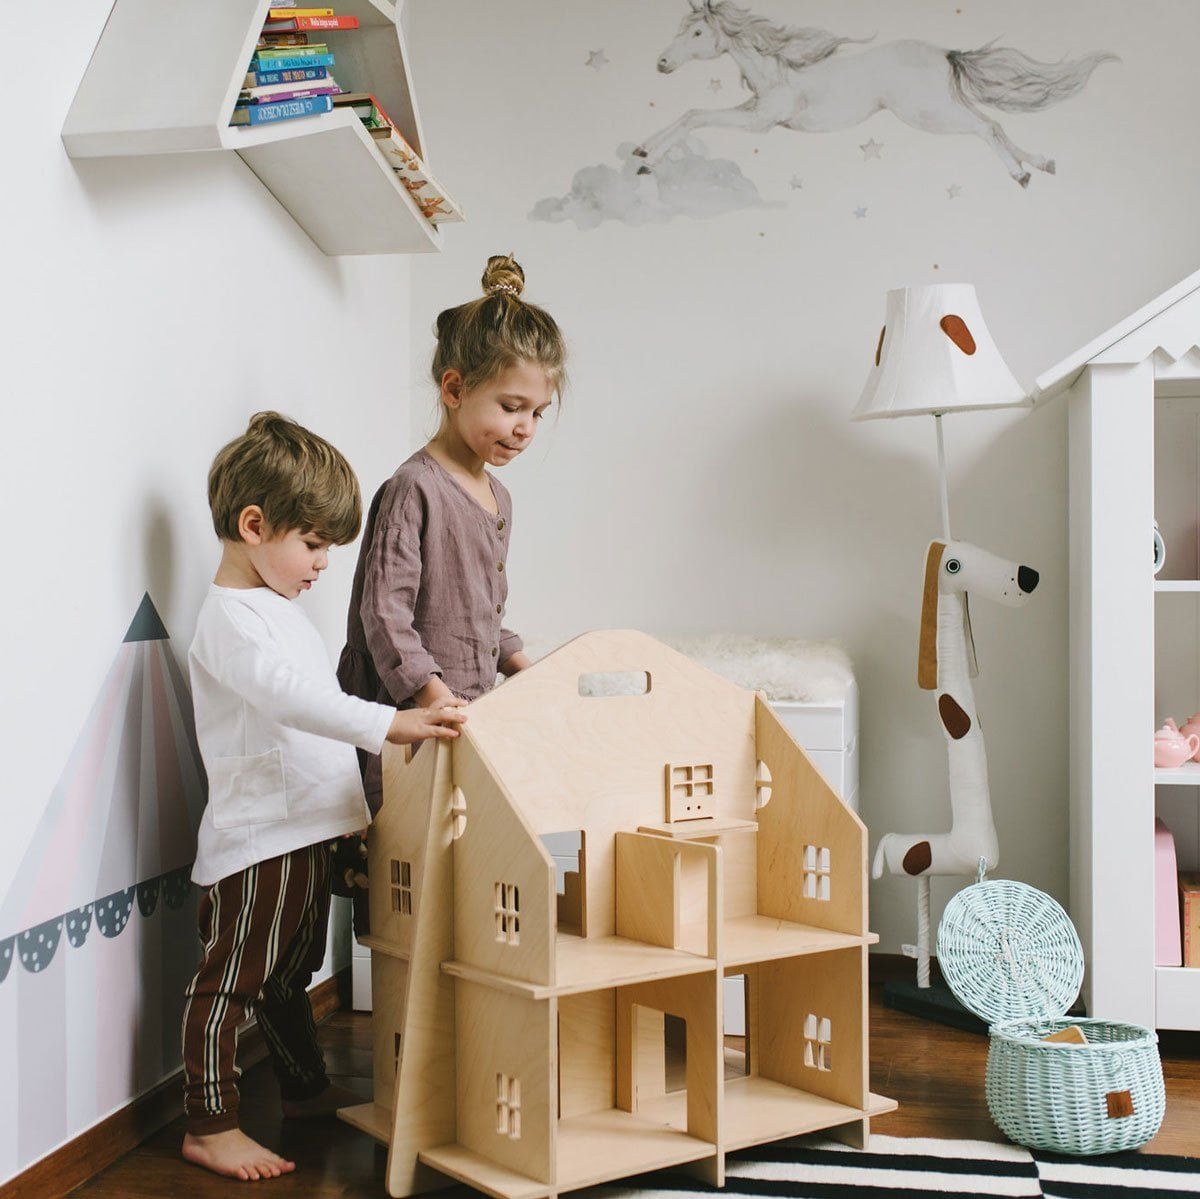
[188,584,395,885]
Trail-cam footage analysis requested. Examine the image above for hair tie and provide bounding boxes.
[486,283,520,296]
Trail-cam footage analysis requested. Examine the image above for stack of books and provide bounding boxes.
[231,4,360,128]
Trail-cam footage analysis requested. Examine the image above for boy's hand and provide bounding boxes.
[386,697,468,745]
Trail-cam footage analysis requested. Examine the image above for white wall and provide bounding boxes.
[407,0,1200,953]
[0,0,415,1182]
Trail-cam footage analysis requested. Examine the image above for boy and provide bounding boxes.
[181,412,466,1181]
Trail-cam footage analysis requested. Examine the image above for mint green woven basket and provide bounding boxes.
[937,878,1165,1156]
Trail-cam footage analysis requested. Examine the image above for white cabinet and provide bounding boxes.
[1035,269,1200,1030]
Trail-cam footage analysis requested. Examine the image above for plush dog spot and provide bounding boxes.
[903,841,933,876]
[939,693,972,739]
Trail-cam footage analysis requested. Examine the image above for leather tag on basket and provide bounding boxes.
[1106,1090,1134,1119]
[1043,1025,1088,1045]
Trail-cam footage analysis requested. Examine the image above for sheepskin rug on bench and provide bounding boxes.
[518,634,853,703]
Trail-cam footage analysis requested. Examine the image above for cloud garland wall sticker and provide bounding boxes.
[531,0,1117,229]
[0,593,206,980]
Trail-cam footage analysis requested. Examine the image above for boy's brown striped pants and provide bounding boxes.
[181,842,333,1135]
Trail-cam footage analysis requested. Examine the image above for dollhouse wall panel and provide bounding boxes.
[451,732,556,986]
[558,990,616,1118]
[754,698,866,936]
[454,980,555,1183]
[615,972,721,1145]
[757,947,867,1110]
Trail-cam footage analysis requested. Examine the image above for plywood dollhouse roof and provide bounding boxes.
[1033,266,1200,402]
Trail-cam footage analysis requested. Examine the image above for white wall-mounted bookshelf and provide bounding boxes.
[1034,269,1200,1033]
[62,0,443,255]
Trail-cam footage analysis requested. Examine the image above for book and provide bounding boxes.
[258,32,310,47]
[257,41,328,59]
[263,15,360,31]
[229,94,334,127]
[331,91,391,130]
[251,52,334,71]
[268,6,333,15]
[1182,873,1200,966]
[371,126,466,226]
[242,82,341,104]
[244,65,329,88]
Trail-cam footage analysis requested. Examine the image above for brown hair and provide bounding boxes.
[431,254,567,400]
[207,411,362,544]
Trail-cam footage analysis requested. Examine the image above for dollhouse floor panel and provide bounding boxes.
[418,1143,550,1199]
[443,936,718,999]
[555,1107,716,1191]
[721,916,874,968]
[555,934,717,996]
[719,1076,896,1151]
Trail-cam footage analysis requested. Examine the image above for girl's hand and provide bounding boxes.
[386,698,468,745]
[414,674,457,708]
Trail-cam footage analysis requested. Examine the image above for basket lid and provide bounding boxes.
[936,879,1084,1026]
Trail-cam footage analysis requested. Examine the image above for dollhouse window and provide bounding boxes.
[496,1073,521,1139]
[494,883,520,945]
[803,845,831,901]
[670,763,715,800]
[804,1013,832,1072]
[666,763,716,821]
[391,859,413,915]
[754,760,773,808]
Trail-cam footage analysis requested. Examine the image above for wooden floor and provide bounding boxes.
[72,982,1200,1197]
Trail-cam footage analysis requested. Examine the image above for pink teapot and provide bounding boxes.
[1156,719,1200,768]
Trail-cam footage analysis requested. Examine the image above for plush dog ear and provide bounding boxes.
[918,541,945,690]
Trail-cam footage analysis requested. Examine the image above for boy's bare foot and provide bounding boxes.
[181,1129,296,1181]
[281,1081,362,1119]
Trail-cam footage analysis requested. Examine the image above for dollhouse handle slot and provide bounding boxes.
[577,671,652,697]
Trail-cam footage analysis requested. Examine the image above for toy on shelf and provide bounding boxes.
[1155,720,1200,768]
[1154,820,1181,967]
[340,629,894,1198]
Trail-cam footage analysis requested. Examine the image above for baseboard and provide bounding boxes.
[8,966,349,1199]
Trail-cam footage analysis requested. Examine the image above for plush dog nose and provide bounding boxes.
[1018,565,1039,593]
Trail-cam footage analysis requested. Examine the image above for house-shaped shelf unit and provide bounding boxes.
[1035,267,1200,1033]
[341,630,894,1199]
[62,0,441,255]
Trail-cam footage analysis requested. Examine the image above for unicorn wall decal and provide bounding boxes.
[636,0,1116,188]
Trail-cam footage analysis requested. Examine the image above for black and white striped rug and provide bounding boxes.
[596,1135,1199,1199]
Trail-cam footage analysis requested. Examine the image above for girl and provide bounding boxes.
[339,254,567,812]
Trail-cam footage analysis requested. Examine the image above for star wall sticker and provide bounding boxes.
[709,78,723,92]
[946,184,963,199]
[854,206,868,219]
[789,176,803,190]
[585,49,608,70]
[860,138,883,160]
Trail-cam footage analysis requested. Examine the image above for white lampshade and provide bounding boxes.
[853,285,1029,421]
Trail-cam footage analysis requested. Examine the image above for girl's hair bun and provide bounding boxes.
[481,254,525,299]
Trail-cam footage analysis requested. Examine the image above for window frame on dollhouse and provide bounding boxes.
[391,859,413,915]
[494,882,520,945]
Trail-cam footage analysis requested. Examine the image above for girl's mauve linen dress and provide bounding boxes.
[337,449,523,813]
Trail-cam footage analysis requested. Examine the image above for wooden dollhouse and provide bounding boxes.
[1033,267,1200,1033]
[340,630,894,1198]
